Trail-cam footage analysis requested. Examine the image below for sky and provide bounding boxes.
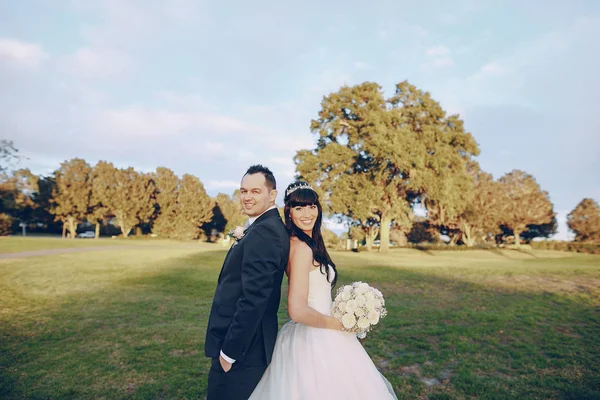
[1,0,599,240]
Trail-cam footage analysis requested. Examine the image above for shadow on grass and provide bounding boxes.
[2,250,599,400]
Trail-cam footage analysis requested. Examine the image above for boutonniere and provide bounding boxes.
[228,226,246,242]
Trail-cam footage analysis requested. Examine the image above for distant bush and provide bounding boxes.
[531,241,600,255]
[0,213,13,236]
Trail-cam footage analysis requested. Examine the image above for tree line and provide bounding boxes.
[0,151,246,240]
[1,80,599,249]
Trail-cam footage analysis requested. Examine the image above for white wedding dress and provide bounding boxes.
[249,266,397,399]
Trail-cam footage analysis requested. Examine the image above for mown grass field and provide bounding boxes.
[1,239,599,399]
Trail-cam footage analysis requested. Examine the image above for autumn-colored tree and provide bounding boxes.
[173,174,213,240]
[52,159,92,238]
[213,191,245,234]
[567,198,600,243]
[88,161,117,238]
[0,169,38,219]
[31,176,60,233]
[104,167,155,237]
[295,81,479,253]
[496,170,554,247]
[322,226,341,249]
[152,167,180,237]
[455,167,502,246]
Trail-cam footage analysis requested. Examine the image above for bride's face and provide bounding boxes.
[290,204,319,236]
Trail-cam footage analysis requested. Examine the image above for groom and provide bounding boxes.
[205,165,290,400]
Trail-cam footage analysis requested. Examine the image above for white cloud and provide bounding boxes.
[427,45,450,56]
[206,180,240,190]
[0,38,47,68]
[402,23,429,37]
[71,0,204,48]
[95,105,261,138]
[467,62,507,82]
[354,61,373,70]
[61,47,132,80]
[423,45,453,69]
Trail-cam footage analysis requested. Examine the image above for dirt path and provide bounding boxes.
[0,246,141,259]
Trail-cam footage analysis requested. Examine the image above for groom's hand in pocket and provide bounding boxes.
[219,355,232,373]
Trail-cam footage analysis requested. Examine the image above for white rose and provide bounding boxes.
[341,290,352,301]
[233,226,245,237]
[354,283,369,295]
[333,308,343,319]
[373,299,382,308]
[365,298,376,311]
[354,307,366,318]
[368,311,380,325]
[345,300,358,313]
[355,295,367,306]
[341,313,356,330]
[337,301,347,313]
[365,291,375,301]
[357,317,370,329]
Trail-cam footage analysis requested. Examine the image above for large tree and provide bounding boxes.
[52,159,92,238]
[0,169,38,234]
[104,167,155,237]
[496,170,554,247]
[31,176,60,233]
[213,191,245,234]
[173,174,213,240]
[455,166,502,246]
[295,80,479,253]
[152,167,180,238]
[89,161,117,238]
[567,198,600,243]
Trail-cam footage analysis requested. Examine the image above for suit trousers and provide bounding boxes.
[207,357,266,400]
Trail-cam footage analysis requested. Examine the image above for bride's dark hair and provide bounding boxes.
[284,181,337,287]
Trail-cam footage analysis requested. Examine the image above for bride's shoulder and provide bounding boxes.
[289,237,313,257]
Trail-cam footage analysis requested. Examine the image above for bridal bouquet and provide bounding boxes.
[332,282,387,339]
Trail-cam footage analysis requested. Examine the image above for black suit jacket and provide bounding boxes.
[205,208,290,366]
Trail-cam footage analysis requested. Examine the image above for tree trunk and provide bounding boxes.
[379,214,391,253]
[462,222,475,247]
[365,230,373,251]
[95,222,100,239]
[67,216,77,240]
[514,230,521,247]
[62,222,66,239]
[365,226,378,251]
[120,224,131,237]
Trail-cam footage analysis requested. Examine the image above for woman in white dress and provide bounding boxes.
[249,181,397,400]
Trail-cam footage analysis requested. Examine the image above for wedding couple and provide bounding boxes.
[205,165,397,400]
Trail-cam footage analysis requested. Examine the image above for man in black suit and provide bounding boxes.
[205,165,290,400]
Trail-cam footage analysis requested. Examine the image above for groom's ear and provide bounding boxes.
[269,189,278,204]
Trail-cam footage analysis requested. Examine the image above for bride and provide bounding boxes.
[249,181,397,399]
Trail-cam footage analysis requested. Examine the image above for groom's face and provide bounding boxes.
[240,173,277,218]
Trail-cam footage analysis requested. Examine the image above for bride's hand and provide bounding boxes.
[334,318,344,331]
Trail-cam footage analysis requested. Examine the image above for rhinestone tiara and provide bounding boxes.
[286,182,315,197]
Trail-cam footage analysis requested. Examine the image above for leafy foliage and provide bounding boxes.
[496,170,554,246]
[567,198,600,243]
[295,80,479,253]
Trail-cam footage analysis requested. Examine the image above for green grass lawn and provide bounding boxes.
[1,242,599,399]
[0,237,216,254]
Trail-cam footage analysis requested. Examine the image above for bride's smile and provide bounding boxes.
[290,205,318,235]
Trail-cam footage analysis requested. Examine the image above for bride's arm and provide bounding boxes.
[287,243,343,330]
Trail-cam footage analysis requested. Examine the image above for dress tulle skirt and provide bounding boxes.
[249,321,398,400]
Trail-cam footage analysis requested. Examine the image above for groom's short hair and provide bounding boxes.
[245,165,276,191]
